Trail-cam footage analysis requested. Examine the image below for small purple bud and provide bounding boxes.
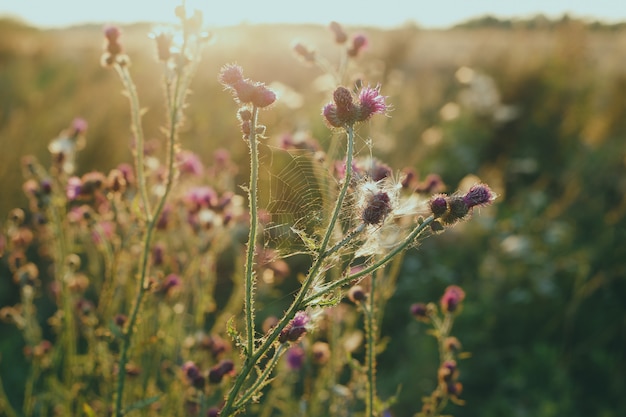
[429,195,448,218]
[410,303,429,322]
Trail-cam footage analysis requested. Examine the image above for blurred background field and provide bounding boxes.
[1,14,626,417]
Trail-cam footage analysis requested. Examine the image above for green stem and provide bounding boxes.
[115,64,152,220]
[245,106,260,357]
[114,51,190,417]
[303,216,435,305]
[0,372,19,417]
[220,125,356,417]
[365,269,378,417]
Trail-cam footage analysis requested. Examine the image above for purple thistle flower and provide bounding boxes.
[292,311,310,328]
[71,118,88,137]
[347,34,368,57]
[177,150,204,176]
[356,86,387,122]
[463,184,495,209]
[104,25,121,43]
[441,285,465,314]
[429,195,448,218]
[279,311,310,343]
[66,176,82,201]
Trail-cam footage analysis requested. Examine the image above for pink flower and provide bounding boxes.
[440,285,466,313]
[218,64,244,87]
[356,86,387,122]
[323,85,387,128]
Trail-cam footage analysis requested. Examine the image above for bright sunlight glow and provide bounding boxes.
[2,0,626,28]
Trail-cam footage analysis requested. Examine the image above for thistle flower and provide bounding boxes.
[440,285,465,314]
[463,183,496,209]
[293,42,316,63]
[208,359,235,384]
[220,65,276,108]
[356,85,387,122]
[323,85,387,128]
[102,25,124,66]
[286,345,306,370]
[219,64,245,87]
[361,191,392,225]
[329,21,348,44]
[410,302,430,323]
[347,34,368,57]
[279,311,310,343]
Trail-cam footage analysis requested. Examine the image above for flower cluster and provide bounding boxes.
[429,183,496,229]
[323,85,387,128]
[219,64,277,109]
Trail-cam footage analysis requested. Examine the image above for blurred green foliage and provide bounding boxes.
[1,15,625,417]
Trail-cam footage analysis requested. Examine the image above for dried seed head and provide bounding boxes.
[362,191,392,225]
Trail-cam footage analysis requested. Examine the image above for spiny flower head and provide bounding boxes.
[219,64,277,108]
[279,311,310,343]
[428,183,496,225]
[357,85,387,122]
[323,85,387,128]
[463,183,496,209]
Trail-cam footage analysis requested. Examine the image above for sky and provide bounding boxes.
[1,0,626,29]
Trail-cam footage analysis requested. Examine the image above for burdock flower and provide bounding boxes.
[323,85,387,128]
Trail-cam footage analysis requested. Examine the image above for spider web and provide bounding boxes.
[259,144,339,258]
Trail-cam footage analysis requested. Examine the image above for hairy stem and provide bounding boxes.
[245,106,260,357]
[220,125,356,416]
[365,270,378,417]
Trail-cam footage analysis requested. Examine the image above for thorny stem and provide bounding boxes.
[245,106,260,357]
[303,215,435,305]
[220,125,356,417]
[235,344,285,409]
